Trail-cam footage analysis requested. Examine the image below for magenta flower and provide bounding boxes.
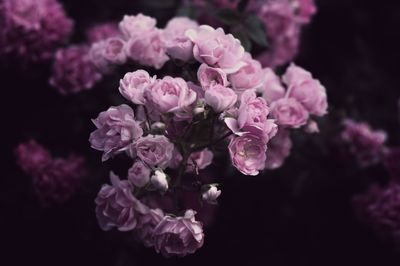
[340,119,387,167]
[95,172,149,231]
[228,133,267,176]
[153,210,204,257]
[135,135,174,169]
[0,0,73,62]
[270,97,309,128]
[50,45,102,95]
[15,140,52,176]
[89,105,143,161]
[186,25,245,74]
[86,22,119,44]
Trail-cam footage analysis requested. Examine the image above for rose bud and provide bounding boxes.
[151,170,169,192]
[202,184,221,204]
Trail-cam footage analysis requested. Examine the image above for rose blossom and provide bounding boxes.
[118,14,156,39]
[186,149,214,173]
[86,22,119,44]
[135,135,174,169]
[197,64,228,90]
[128,160,151,188]
[202,185,221,204]
[162,17,198,61]
[89,105,143,161]
[283,64,328,116]
[101,37,127,64]
[89,41,113,74]
[144,76,197,114]
[265,129,292,169]
[151,170,169,192]
[135,208,164,247]
[15,140,52,176]
[228,133,267,176]
[95,172,149,231]
[186,25,245,73]
[124,28,169,69]
[229,53,265,94]
[119,70,156,105]
[270,97,309,128]
[258,68,286,104]
[340,119,387,167]
[153,209,204,257]
[204,84,237,113]
[50,45,102,95]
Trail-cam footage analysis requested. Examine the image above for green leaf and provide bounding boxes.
[232,29,252,52]
[214,9,242,26]
[176,5,198,19]
[244,15,268,48]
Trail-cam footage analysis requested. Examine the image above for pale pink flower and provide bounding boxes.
[135,135,174,169]
[119,70,156,105]
[205,84,237,113]
[186,149,214,173]
[128,160,151,188]
[270,97,309,128]
[197,64,228,90]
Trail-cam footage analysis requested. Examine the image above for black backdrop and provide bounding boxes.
[2,0,400,265]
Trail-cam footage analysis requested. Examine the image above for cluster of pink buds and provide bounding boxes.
[89,13,328,256]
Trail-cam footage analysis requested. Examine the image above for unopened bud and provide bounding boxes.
[151,170,169,192]
[202,184,221,204]
[151,122,166,134]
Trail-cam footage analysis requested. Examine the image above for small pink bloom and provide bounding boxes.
[186,25,245,73]
[89,105,143,161]
[135,135,174,169]
[95,172,149,231]
[283,64,328,116]
[128,160,151,188]
[197,64,228,90]
[102,37,126,64]
[15,140,52,176]
[119,70,156,105]
[86,22,119,44]
[265,128,292,169]
[186,149,214,173]
[145,76,197,114]
[270,97,309,128]
[135,208,164,247]
[162,17,198,61]
[119,14,156,39]
[259,68,286,104]
[229,53,265,94]
[205,84,237,113]
[153,210,204,257]
[228,133,267,176]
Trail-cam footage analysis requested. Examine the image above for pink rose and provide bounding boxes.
[186,25,245,73]
[225,90,277,141]
[102,37,127,64]
[119,14,157,39]
[186,149,214,173]
[125,29,169,69]
[204,84,237,113]
[89,105,143,161]
[163,17,198,61]
[135,135,174,169]
[229,53,265,94]
[145,76,197,114]
[270,97,309,128]
[95,172,149,231]
[197,64,228,90]
[119,70,156,105]
[153,210,204,257]
[128,160,151,187]
[283,64,328,116]
[259,68,286,104]
[228,133,267,176]
[89,41,113,74]
[265,129,292,169]
[135,208,164,247]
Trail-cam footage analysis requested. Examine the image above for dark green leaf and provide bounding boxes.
[214,9,242,26]
[244,15,268,47]
[232,29,252,52]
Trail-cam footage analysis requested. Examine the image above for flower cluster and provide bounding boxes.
[49,21,119,95]
[0,0,73,62]
[353,183,400,248]
[250,0,317,67]
[340,119,387,168]
[15,140,87,205]
[90,14,327,256]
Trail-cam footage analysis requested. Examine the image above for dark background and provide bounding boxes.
[2,0,400,265]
